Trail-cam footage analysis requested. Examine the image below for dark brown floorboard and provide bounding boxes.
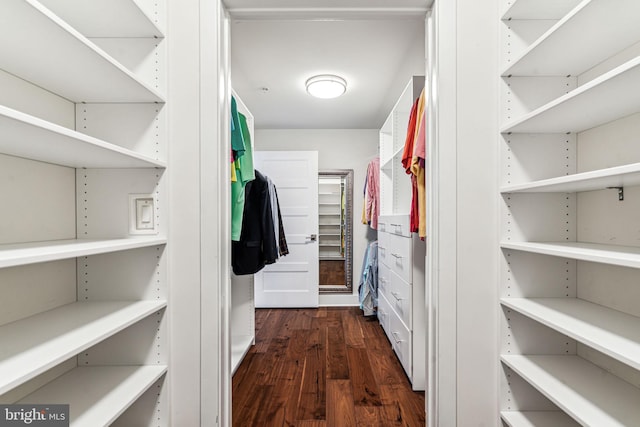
[232,307,426,426]
[319,260,346,286]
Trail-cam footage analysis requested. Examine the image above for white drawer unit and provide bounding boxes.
[378,214,411,237]
[377,214,426,391]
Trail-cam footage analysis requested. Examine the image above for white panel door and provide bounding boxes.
[253,151,319,307]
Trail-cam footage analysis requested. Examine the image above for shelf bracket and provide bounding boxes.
[607,186,624,201]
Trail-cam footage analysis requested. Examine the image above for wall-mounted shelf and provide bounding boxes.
[501,411,579,427]
[502,355,640,426]
[0,300,166,394]
[502,297,640,370]
[0,105,166,168]
[502,0,640,77]
[0,0,165,103]
[501,55,640,134]
[37,0,164,38]
[19,365,167,426]
[501,0,581,20]
[501,162,640,193]
[501,241,640,269]
[0,237,167,269]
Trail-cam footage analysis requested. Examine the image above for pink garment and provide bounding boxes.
[365,157,380,230]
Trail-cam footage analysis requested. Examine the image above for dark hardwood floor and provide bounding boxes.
[232,307,426,426]
[319,260,346,286]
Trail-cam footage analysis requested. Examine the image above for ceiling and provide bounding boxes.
[226,1,428,129]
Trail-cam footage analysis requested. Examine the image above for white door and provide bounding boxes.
[253,151,319,307]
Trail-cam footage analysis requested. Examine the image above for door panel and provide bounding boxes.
[254,151,319,307]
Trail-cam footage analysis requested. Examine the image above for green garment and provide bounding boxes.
[230,96,246,158]
[231,112,255,241]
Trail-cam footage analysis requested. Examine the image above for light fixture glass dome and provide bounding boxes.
[305,75,347,99]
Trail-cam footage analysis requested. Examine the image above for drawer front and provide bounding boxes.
[378,214,411,237]
[378,261,391,298]
[378,231,391,268]
[387,268,412,329]
[377,291,392,343]
[389,308,412,377]
[383,232,412,283]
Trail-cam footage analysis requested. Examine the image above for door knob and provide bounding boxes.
[306,234,317,242]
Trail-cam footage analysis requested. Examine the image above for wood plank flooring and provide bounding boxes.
[232,307,426,426]
[319,260,346,286]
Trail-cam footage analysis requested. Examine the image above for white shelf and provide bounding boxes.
[0,105,165,168]
[501,241,640,269]
[0,0,165,103]
[37,0,164,38]
[501,411,580,427]
[0,300,166,394]
[502,0,640,76]
[502,298,640,370]
[231,335,254,376]
[19,365,167,426]
[501,55,640,134]
[320,243,341,247]
[502,355,640,427]
[501,0,581,20]
[0,237,167,269]
[501,162,640,193]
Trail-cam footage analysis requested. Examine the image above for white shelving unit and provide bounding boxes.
[379,76,424,216]
[500,1,640,425]
[230,90,256,375]
[376,76,426,391]
[318,177,344,260]
[19,366,167,427]
[0,1,168,425]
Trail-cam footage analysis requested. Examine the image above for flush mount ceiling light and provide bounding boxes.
[305,74,347,99]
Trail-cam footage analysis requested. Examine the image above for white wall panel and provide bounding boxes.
[90,38,166,95]
[500,20,556,68]
[501,193,576,242]
[76,168,165,238]
[501,77,576,124]
[76,103,167,161]
[0,70,74,128]
[501,250,576,298]
[0,260,76,326]
[0,155,76,244]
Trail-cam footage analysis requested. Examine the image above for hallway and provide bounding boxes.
[232,307,426,426]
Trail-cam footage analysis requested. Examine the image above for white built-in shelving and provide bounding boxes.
[499,0,640,424]
[0,237,167,268]
[502,56,640,134]
[501,0,581,20]
[19,366,167,427]
[500,241,640,269]
[0,0,165,103]
[501,410,579,427]
[501,162,640,193]
[502,298,640,370]
[0,105,165,168]
[502,355,640,427]
[0,0,168,424]
[0,300,166,394]
[502,0,640,77]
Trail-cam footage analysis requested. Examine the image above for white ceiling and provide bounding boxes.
[227,1,428,129]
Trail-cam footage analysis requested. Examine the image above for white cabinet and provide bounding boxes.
[0,1,168,425]
[318,178,345,260]
[377,215,425,391]
[376,77,427,391]
[500,0,640,424]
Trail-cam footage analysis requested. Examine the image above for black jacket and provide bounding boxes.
[232,170,278,275]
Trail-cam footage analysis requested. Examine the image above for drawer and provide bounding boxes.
[387,268,412,329]
[377,291,392,343]
[379,231,412,283]
[388,308,412,377]
[378,214,411,237]
[378,261,391,297]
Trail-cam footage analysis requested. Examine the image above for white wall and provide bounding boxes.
[432,0,499,425]
[255,128,379,306]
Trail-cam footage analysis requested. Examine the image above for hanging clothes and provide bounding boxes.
[410,89,427,239]
[361,163,369,225]
[364,157,380,230]
[264,175,289,260]
[358,241,378,316]
[232,170,278,275]
[231,110,255,242]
